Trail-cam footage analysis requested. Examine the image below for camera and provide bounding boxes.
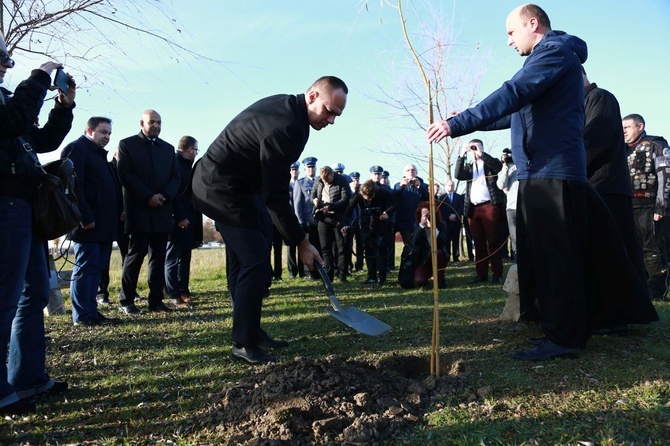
[469,145,478,151]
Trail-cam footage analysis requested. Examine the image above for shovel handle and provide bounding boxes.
[313,261,345,313]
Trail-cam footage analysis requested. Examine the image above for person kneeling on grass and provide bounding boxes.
[398,201,448,289]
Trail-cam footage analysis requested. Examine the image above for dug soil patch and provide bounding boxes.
[202,354,463,445]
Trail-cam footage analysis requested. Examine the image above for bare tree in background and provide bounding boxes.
[364,0,490,186]
[0,0,218,88]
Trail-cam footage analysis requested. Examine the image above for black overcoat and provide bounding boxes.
[117,132,180,234]
[61,135,119,242]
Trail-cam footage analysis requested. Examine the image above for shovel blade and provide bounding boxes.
[325,305,391,336]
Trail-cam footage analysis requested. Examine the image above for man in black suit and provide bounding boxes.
[192,76,348,365]
[438,180,464,262]
[117,109,181,315]
[165,135,202,308]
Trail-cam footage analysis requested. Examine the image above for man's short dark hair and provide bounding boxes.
[309,76,348,95]
[87,117,112,131]
[623,114,645,127]
[178,135,198,152]
[469,138,484,146]
[520,4,551,29]
[360,179,379,197]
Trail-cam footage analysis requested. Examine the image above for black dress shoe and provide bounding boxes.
[258,329,290,349]
[362,278,377,285]
[0,399,36,415]
[526,337,545,346]
[232,345,276,365]
[149,302,173,312]
[377,278,387,285]
[512,340,578,361]
[468,276,487,283]
[96,295,111,305]
[73,319,96,327]
[94,312,118,325]
[119,304,142,315]
[491,276,502,284]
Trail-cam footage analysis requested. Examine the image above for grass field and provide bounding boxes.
[1,245,668,445]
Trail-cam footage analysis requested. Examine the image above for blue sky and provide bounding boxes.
[6,0,669,188]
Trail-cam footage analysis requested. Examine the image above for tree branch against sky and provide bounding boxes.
[363,0,492,186]
[0,0,238,96]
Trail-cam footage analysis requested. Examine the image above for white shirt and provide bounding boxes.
[470,158,491,205]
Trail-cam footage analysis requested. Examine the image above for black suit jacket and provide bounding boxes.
[117,132,180,234]
[437,192,464,230]
[192,93,310,246]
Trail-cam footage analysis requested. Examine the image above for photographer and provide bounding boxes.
[311,166,351,282]
[454,139,505,284]
[343,180,396,285]
[497,148,518,259]
[393,164,429,245]
[0,33,76,414]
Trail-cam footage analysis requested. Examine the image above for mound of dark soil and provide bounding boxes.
[203,354,463,445]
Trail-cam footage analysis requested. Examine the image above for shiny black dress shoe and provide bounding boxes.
[232,345,276,365]
[512,340,578,361]
[468,276,487,284]
[491,276,503,284]
[362,278,377,285]
[258,329,289,349]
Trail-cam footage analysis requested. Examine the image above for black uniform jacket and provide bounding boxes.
[192,93,310,246]
[61,135,119,242]
[117,132,180,234]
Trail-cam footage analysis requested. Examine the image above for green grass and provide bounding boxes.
[1,245,668,445]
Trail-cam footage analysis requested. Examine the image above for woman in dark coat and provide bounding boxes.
[399,201,448,289]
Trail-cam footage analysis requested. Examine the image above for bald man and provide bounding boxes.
[117,110,181,315]
[427,4,657,360]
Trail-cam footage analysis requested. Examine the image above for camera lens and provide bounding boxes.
[470,145,477,150]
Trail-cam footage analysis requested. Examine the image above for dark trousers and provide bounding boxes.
[445,222,461,262]
[468,202,503,279]
[165,230,194,299]
[318,222,347,280]
[517,179,655,349]
[98,230,129,299]
[218,214,272,346]
[271,226,283,280]
[633,204,668,299]
[120,232,168,306]
[286,243,298,278]
[362,223,389,281]
[462,218,475,261]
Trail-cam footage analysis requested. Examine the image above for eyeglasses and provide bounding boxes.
[0,50,15,68]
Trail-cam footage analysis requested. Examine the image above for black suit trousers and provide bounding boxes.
[219,208,273,346]
[120,232,168,306]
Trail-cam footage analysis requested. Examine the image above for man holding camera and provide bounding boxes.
[394,164,429,245]
[344,179,396,285]
[455,139,505,284]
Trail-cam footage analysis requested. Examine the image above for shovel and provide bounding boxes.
[314,262,391,336]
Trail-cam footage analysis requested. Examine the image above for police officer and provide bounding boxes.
[294,156,320,278]
[331,162,352,183]
[344,179,396,285]
[286,161,301,279]
[623,114,670,300]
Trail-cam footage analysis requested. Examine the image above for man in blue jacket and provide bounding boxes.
[427,4,657,360]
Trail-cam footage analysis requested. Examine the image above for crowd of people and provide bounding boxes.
[0,2,665,416]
